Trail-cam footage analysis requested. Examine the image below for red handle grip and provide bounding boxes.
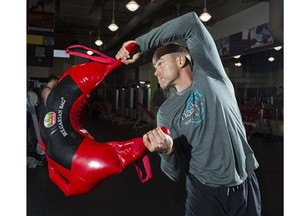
[161,126,170,135]
[124,42,138,56]
[109,42,139,70]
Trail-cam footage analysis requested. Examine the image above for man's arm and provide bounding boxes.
[143,126,182,182]
[116,12,227,79]
[41,87,51,106]
[156,109,183,182]
[135,12,226,78]
[115,40,142,65]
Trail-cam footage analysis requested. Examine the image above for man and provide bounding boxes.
[116,12,261,215]
[37,75,58,160]
[41,75,58,106]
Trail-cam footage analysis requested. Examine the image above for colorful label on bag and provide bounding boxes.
[44,111,56,128]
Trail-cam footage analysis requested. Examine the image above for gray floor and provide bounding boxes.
[27,116,283,216]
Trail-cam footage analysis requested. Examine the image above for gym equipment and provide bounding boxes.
[240,102,278,139]
[134,103,156,129]
[27,90,45,157]
[39,43,166,196]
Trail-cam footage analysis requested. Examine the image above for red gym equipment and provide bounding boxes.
[39,43,168,196]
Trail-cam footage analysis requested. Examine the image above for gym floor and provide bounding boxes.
[27,115,283,216]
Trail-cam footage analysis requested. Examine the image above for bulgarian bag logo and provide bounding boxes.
[44,111,56,128]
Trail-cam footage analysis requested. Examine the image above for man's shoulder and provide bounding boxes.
[41,86,51,92]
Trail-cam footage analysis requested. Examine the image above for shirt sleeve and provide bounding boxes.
[156,108,182,182]
[135,12,227,80]
[159,152,182,182]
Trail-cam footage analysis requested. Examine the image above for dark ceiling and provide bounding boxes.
[27,0,282,70]
[51,0,271,54]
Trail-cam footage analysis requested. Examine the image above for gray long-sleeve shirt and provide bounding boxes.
[135,12,259,187]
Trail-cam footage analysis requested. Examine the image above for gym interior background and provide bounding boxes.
[26,0,283,216]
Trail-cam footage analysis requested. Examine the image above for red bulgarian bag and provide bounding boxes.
[39,43,163,197]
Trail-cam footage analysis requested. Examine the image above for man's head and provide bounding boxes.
[152,43,192,66]
[152,43,193,91]
[47,75,58,88]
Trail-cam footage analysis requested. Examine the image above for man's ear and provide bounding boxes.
[177,55,188,68]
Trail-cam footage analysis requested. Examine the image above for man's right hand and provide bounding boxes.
[115,40,142,65]
[143,127,173,155]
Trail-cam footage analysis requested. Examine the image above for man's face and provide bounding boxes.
[153,54,180,90]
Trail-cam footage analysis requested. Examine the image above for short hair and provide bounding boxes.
[152,43,193,65]
[47,75,58,83]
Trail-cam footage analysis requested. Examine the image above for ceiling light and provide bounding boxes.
[87,31,93,55]
[95,25,103,46]
[95,38,103,46]
[126,1,139,12]
[233,55,241,59]
[108,21,118,32]
[268,56,275,62]
[235,62,242,67]
[274,46,282,51]
[199,0,212,22]
[109,0,118,32]
[139,81,145,85]
[200,9,212,22]
[87,50,93,55]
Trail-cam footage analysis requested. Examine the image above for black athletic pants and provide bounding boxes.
[185,172,261,216]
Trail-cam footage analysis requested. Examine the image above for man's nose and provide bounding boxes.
[154,68,159,76]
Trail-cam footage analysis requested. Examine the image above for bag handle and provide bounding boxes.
[135,154,152,183]
[66,45,115,64]
[135,127,170,183]
[66,43,138,65]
